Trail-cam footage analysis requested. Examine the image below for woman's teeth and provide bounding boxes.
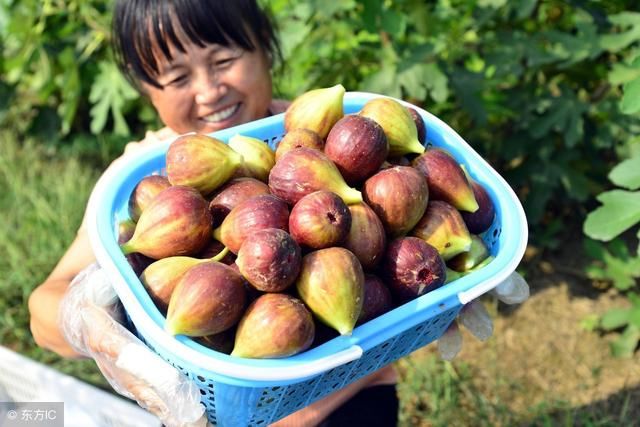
[203,104,239,123]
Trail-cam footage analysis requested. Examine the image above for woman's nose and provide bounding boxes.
[193,69,226,105]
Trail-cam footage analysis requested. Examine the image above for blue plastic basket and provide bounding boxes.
[87,92,528,426]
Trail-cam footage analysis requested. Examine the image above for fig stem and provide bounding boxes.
[120,241,136,255]
[212,227,222,242]
[210,246,230,262]
[342,187,363,205]
[410,138,426,154]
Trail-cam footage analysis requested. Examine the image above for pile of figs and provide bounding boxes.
[119,84,497,359]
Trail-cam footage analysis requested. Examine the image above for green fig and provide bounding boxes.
[166,133,243,195]
[296,247,364,335]
[228,134,275,182]
[411,200,473,261]
[231,294,315,359]
[448,235,490,272]
[359,97,425,157]
[284,84,346,139]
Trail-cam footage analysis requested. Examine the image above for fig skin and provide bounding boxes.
[461,180,495,234]
[236,228,302,292]
[289,190,352,249]
[341,202,387,271]
[165,262,247,337]
[117,219,154,276]
[128,175,171,222]
[231,293,315,359]
[208,177,270,227]
[275,128,325,162]
[228,134,276,182]
[407,107,427,145]
[284,84,346,139]
[324,115,389,185]
[447,234,490,272]
[196,239,236,265]
[120,186,212,259]
[383,237,447,303]
[196,328,236,355]
[357,274,394,324]
[362,166,429,237]
[213,194,290,254]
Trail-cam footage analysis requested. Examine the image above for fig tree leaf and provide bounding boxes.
[610,324,640,358]
[600,308,630,331]
[89,61,137,136]
[620,78,640,115]
[381,9,406,38]
[583,190,640,241]
[599,12,640,53]
[608,156,640,190]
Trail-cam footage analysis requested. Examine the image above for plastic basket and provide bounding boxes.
[86,91,528,426]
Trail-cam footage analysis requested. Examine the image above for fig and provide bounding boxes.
[165,262,246,337]
[359,97,425,157]
[120,186,212,259]
[275,128,324,162]
[212,194,289,254]
[284,84,346,139]
[357,274,394,324]
[228,134,276,182]
[447,235,490,272]
[383,237,446,303]
[268,147,362,205]
[296,247,364,335]
[411,200,473,261]
[117,219,153,276]
[324,115,388,185]
[196,239,236,265]
[196,328,236,354]
[412,148,478,212]
[231,293,315,359]
[128,175,171,222]
[208,177,270,227]
[461,179,495,234]
[289,191,351,249]
[362,166,429,237]
[407,107,427,145]
[341,202,386,270]
[445,267,464,284]
[166,133,243,195]
[236,228,302,292]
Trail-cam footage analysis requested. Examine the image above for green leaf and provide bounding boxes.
[478,0,507,8]
[610,324,640,358]
[600,308,631,331]
[584,190,640,241]
[599,12,640,53]
[620,78,640,115]
[89,61,138,136]
[380,9,406,38]
[609,156,640,190]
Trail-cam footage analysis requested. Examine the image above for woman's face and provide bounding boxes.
[143,37,273,134]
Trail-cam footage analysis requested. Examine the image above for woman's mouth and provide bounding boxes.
[202,103,241,124]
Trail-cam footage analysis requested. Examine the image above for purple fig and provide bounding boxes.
[289,191,351,249]
[324,115,388,185]
[284,84,345,139]
[383,237,446,303]
[412,148,478,212]
[447,235,489,272]
[128,175,171,222]
[213,194,289,254]
[196,239,236,265]
[407,107,427,145]
[357,274,394,324]
[165,262,246,336]
[120,186,212,259]
[387,156,411,167]
[269,147,362,205]
[208,177,270,227]
[461,180,495,234]
[362,166,429,237]
[341,202,386,270]
[118,219,154,276]
[231,293,315,358]
[236,228,302,292]
[196,328,236,354]
[411,200,473,261]
[166,133,243,195]
[275,128,325,162]
[296,247,364,335]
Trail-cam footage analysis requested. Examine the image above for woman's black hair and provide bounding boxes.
[112,0,282,90]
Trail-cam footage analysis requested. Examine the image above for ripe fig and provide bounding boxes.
[383,237,446,303]
[275,129,324,162]
[236,228,302,292]
[342,202,386,270]
[411,200,473,261]
[296,247,364,335]
[231,293,315,359]
[407,107,427,145]
[120,186,212,259]
[412,148,478,212]
[359,97,425,157]
[268,147,362,205]
[165,262,246,337]
[208,177,270,227]
[362,166,429,237]
[284,84,346,139]
[461,180,495,234]
[447,234,489,272]
[128,175,171,222]
[166,133,243,195]
[196,239,236,265]
[118,219,153,276]
[213,194,289,254]
[196,328,236,355]
[324,115,388,185]
[357,274,394,324]
[228,134,276,182]
[289,191,351,249]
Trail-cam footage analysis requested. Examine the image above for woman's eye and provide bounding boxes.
[168,75,188,86]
